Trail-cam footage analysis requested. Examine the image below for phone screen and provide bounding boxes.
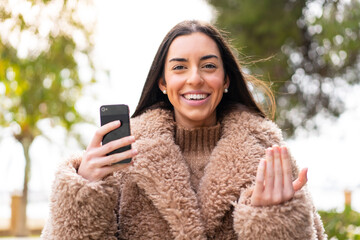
[100,104,132,164]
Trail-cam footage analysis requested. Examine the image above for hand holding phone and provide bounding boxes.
[100,104,132,164]
[77,104,138,182]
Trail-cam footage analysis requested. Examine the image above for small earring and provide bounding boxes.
[163,89,167,94]
[224,88,228,93]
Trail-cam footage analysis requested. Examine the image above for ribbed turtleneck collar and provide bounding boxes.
[175,123,221,155]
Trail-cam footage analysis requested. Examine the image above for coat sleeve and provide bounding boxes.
[230,111,327,240]
[232,186,326,240]
[41,154,121,240]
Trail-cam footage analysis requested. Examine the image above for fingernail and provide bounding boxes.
[266,148,273,158]
[132,148,138,155]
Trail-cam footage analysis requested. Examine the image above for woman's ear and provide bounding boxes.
[158,78,166,92]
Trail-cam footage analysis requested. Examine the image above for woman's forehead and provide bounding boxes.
[166,32,220,59]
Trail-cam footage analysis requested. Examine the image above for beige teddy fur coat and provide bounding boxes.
[41,105,326,240]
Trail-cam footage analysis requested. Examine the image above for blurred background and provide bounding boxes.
[0,0,359,239]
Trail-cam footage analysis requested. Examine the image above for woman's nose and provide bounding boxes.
[186,68,203,86]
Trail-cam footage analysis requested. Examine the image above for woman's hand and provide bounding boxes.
[78,120,138,182]
[250,145,307,206]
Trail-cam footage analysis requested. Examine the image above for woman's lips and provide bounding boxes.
[181,92,210,106]
[183,93,209,100]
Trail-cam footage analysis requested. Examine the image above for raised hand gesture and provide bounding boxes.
[251,145,308,206]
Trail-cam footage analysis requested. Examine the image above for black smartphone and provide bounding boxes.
[100,104,132,164]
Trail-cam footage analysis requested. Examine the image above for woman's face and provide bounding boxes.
[159,32,229,128]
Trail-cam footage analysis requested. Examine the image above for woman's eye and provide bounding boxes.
[203,64,216,69]
[173,65,186,70]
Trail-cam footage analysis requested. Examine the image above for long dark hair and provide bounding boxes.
[132,20,274,119]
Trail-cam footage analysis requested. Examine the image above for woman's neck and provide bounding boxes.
[174,111,217,129]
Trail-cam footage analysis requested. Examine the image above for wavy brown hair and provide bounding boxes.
[132,20,275,120]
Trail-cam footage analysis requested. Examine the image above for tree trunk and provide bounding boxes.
[13,137,32,236]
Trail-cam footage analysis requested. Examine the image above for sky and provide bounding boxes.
[1,0,360,220]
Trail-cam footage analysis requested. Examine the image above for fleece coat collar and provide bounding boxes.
[129,106,282,238]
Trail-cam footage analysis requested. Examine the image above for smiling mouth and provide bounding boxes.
[183,93,209,100]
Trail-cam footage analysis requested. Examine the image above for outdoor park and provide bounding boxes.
[1,0,360,239]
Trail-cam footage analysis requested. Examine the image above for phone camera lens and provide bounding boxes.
[101,107,106,112]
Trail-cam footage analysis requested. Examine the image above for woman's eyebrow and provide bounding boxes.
[169,55,218,62]
[169,57,188,62]
[200,54,218,60]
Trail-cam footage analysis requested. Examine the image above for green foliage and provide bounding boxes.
[319,207,360,240]
[207,0,360,137]
[0,0,96,141]
[0,0,97,232]
[209,0,304,78]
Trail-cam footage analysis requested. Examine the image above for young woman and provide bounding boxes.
[41,20,326,239]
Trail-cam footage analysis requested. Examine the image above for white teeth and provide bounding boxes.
[183,93,208,100]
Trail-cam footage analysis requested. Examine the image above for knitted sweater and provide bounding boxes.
[175,123,221,192]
